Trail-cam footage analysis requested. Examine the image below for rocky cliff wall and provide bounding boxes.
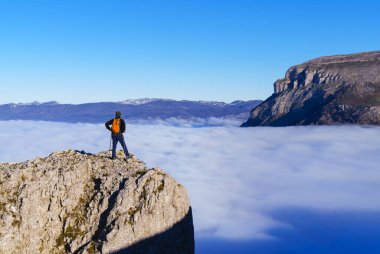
[0,150,194,254]
[242,51,380,126]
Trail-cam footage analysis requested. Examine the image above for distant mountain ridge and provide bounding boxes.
[242,51,380,126]
[0,98,262,123]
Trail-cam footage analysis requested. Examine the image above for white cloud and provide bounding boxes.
[128,117,243,127]
[1,120,380,240]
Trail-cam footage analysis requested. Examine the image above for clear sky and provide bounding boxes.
[0,0,379,104]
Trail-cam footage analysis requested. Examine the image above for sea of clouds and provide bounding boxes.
[1,120,380,249]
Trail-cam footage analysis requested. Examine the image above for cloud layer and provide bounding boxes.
[1,120,380,240]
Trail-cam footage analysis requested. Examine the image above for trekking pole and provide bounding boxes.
[109,135,112,151]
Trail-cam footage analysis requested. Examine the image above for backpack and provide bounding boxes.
[112,118,121,134]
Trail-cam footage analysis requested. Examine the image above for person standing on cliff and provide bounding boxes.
[105,111,130,161]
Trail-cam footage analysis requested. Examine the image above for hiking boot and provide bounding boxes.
[124,154,132,162]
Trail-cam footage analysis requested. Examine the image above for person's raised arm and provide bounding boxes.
[105,119,113,131]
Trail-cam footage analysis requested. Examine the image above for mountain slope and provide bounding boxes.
[242,51,380,126]
[0,99,262,123]
[0,150,194,253]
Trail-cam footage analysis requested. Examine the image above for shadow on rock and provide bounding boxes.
[111,208,194,254]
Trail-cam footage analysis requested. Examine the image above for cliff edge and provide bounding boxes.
[0,150,194,254]
[242,51,380,126]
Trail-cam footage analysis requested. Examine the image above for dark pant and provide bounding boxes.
[112,133,129,159]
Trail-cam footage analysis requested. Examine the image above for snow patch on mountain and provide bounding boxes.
[118,98,173,105]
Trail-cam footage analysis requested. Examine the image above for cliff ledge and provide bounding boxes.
[0,150,194,254]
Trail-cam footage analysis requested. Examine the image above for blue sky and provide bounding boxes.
[0,0,379,103]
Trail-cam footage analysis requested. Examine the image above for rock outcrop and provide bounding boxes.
[242,51,380,126]
[0,150,194,254]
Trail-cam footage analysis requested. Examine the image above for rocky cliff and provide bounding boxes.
[0,150,194,254]
[242,51,380,126]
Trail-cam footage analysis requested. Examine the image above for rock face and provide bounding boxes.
[242,51,380,126]
[0,150,194,254]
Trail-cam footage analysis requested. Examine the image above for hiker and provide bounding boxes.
[105,111,130,160]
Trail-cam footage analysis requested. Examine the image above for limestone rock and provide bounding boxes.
[0,150,194,254]
[242,51,380,126]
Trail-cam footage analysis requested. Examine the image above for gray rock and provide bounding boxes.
[242,51,380,126]
[0,150,194,254]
